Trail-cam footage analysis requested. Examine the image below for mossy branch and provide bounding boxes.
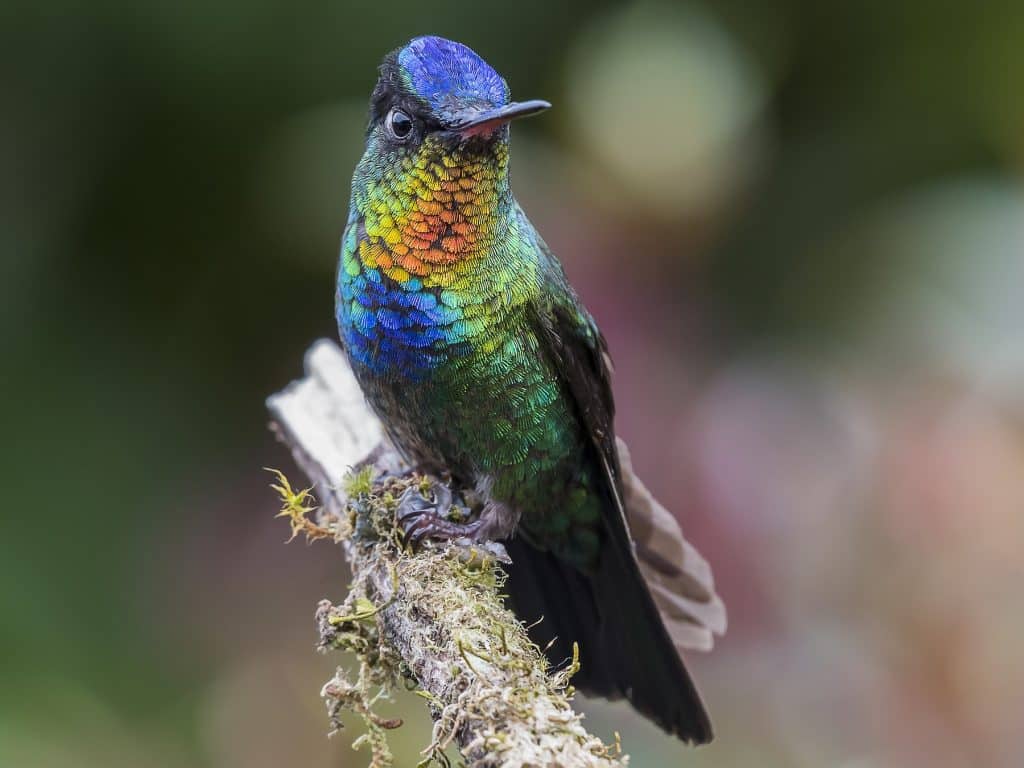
[267,339,627,768]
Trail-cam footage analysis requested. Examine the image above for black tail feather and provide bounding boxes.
[503,535,713,744]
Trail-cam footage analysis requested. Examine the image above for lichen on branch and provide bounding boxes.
[270,469,627,768]
[267,340,628,767]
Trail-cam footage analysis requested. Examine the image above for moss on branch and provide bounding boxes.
[271,469,628,768]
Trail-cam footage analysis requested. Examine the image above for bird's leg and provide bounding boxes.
[396,481,485,547]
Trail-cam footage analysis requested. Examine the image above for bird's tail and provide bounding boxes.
[617,438,727,653]
[503,439,724,744]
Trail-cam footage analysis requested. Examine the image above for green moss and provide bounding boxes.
[274,468,623,767]
[266,467,331,542]
[343,465,376,498]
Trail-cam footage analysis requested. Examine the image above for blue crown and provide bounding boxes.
[398,36,510,122]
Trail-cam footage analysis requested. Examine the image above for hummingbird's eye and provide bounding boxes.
[385,108,414,141]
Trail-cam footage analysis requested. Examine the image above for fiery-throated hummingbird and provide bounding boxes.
[335,35,726,743]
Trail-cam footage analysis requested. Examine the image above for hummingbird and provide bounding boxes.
[336,35,726,744]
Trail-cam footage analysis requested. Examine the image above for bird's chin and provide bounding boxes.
[445,123,510,146]
[457,121,507,139]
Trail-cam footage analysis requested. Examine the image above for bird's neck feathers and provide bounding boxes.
[352,135,513,281]
[340,134,538,381]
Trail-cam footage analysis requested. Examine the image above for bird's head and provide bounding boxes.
[356,36,549,195]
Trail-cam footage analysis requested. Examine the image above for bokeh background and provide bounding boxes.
[3,1,1023,766]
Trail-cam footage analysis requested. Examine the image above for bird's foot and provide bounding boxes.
[396,482,486,548]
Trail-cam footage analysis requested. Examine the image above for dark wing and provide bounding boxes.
[530,232,726,652]
[537,274,618,478]
[503,224,715,743]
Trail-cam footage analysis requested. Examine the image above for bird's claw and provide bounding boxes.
[396,483,483,549]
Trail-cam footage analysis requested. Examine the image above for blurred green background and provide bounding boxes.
[3,1,1023,766]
